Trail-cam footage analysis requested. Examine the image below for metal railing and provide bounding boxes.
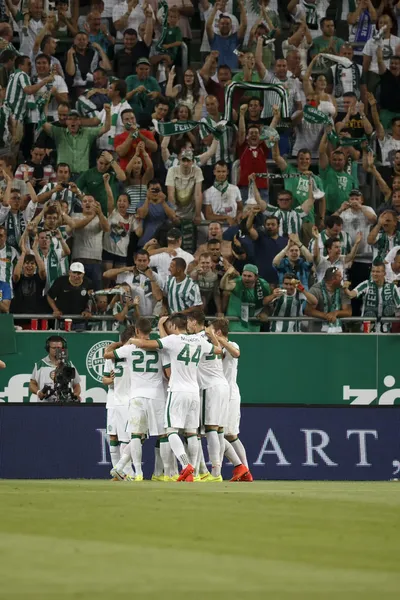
[9,314,400,333]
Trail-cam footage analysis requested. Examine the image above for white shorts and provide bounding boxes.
[201,383,230,427]
[225,395,241,436]
[165,391,200,431]
[107,406,130,443]
[128,396,165,437]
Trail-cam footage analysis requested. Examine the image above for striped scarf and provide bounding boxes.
[363,282,397,318]
[155,0,169,53]
[271,292,302,332]
[5,210,25,249]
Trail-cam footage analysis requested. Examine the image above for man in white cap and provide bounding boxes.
[166,147,204,224]
[47,262,93,327]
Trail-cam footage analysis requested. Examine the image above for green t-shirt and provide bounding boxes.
[232,70,261,100]
[126,75,161,118]
[227,276,271,332]
[310,36,345,58]
[163,26,183,60]
[283,164,325,224]
[320,165,358,214]
[76,168,119,215]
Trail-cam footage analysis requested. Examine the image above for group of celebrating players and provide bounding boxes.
[102,311,252,482]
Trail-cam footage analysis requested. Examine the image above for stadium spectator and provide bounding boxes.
[47,262,93,326]
[305,266,352,332]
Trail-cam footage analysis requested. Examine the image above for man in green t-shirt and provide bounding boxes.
[125,58,161,126]
[319,130,358,215]
[310,17,345,58]
[76,150,126,215]
[157,6,183,62]
[272,143,326,226]
[221,263,278,332]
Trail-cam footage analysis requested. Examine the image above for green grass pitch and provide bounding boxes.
[0,480,399,599]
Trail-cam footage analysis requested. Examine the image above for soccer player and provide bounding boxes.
[187,311,249,482]
[211,318,253,482]
[102,327,135,480]
[105,318,170,481]
[129,314,218,482]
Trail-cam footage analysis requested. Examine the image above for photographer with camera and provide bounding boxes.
[37,163,84,214]
[29,335,81,402]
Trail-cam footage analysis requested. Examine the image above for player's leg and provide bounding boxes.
[112,405,134,478]
[149,395,173,480]
[152,438,164,481]
[225,395,252,481]
[159,435,174,479]
[165,392,194,481]
[202,387,222,480]
[107,409,120,473]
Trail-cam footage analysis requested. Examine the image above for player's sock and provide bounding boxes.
[130,436,143,477]
[231,438,248,468]
[218,431,225,469]
[109,440,120,468]
[199,440,208,474]
[168,432,189,467]
[172,454,179,476]
[224,438,241,467]
[195,437,202,477]
[115,442,134,476]
[186,434,199,470]
[154,439,163,476]
[160,437,173,477]
[206,430,221,477]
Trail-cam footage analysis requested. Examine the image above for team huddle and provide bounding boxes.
[102,312,252,482]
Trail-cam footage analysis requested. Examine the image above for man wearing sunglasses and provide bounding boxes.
[136,180,178,246]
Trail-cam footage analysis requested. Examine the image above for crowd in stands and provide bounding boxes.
[1,0,400,333]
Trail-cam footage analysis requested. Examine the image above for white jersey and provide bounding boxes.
[103,358,115,409]
[196,331,229,390]
[156,334,213,393]
[222,342,240,400]
[115,343,166,401]
[110,348,132,406]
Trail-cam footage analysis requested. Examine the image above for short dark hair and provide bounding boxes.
[325,237,341,250]
[15,55,29,69]
[320,17,334,27]
[40,34,53,51]
[135,249,149,259]
[112,79,127,99]
[297,148,311,157]
[207,238,221,246]
[172,257,187,271]
[124,28,137,36]
[277,190,294,201]
[265,215,279,225]
[214,160,228,169]
[217,64,232,73]
[391,117,400,128]
[93,67,107,77]
[283,272,296,282]
[166,313,187,331]
[247,96,262,106]
[188,310,205,325]
[135,317,152,335]
[372,259,386,269]
[325,215,343,229]
[147,178,162,189]
[212,317,229,337]
[35,53,50,65]
[155,95,169,107]
[0,49,15,63]
[121,325,136,343]
[56,162,71,173]
[121,108,134,120]
[343,91,357,98]
[23,254,36,264]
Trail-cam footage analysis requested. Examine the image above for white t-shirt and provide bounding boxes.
[103,210,141,257]
[378,134,400,167]
[18,18,44,56]
[114,343,165,401]
[385,261,400,283]
[116,269,163,316]
[31,356,81,401]
[203,184,242,217]
[112,0,147,41]
[110,349,132,406]
[330,63,362,113]
[157,333,213,393]
[196,331,229,390]
[340,206,376,263]
[71,213,103,261]
[316,256,347,282]
[103,358,115,408]
[97,100,132,150]
[363,35,400,74]
[165,165,204,219]
[222,341,240,400]
[149,247,194,285]
[29,75,68,123]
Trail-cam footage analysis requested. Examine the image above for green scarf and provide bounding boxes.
[39,247,62,289]
[303,105,332,125]
[153,118,227,140]
[321,280,342,330]
[155,0,169,53]
[255,172,304,180]
[328,130,369,150]
[303,0,319,28]
[5,210,25,249]
[224,81,289,121]
[214,179,229,195]
[260,125,280,148]
[240,277,264,323]
[363,282,397,318]
[375,231,400,261]
[271,293,302,332]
